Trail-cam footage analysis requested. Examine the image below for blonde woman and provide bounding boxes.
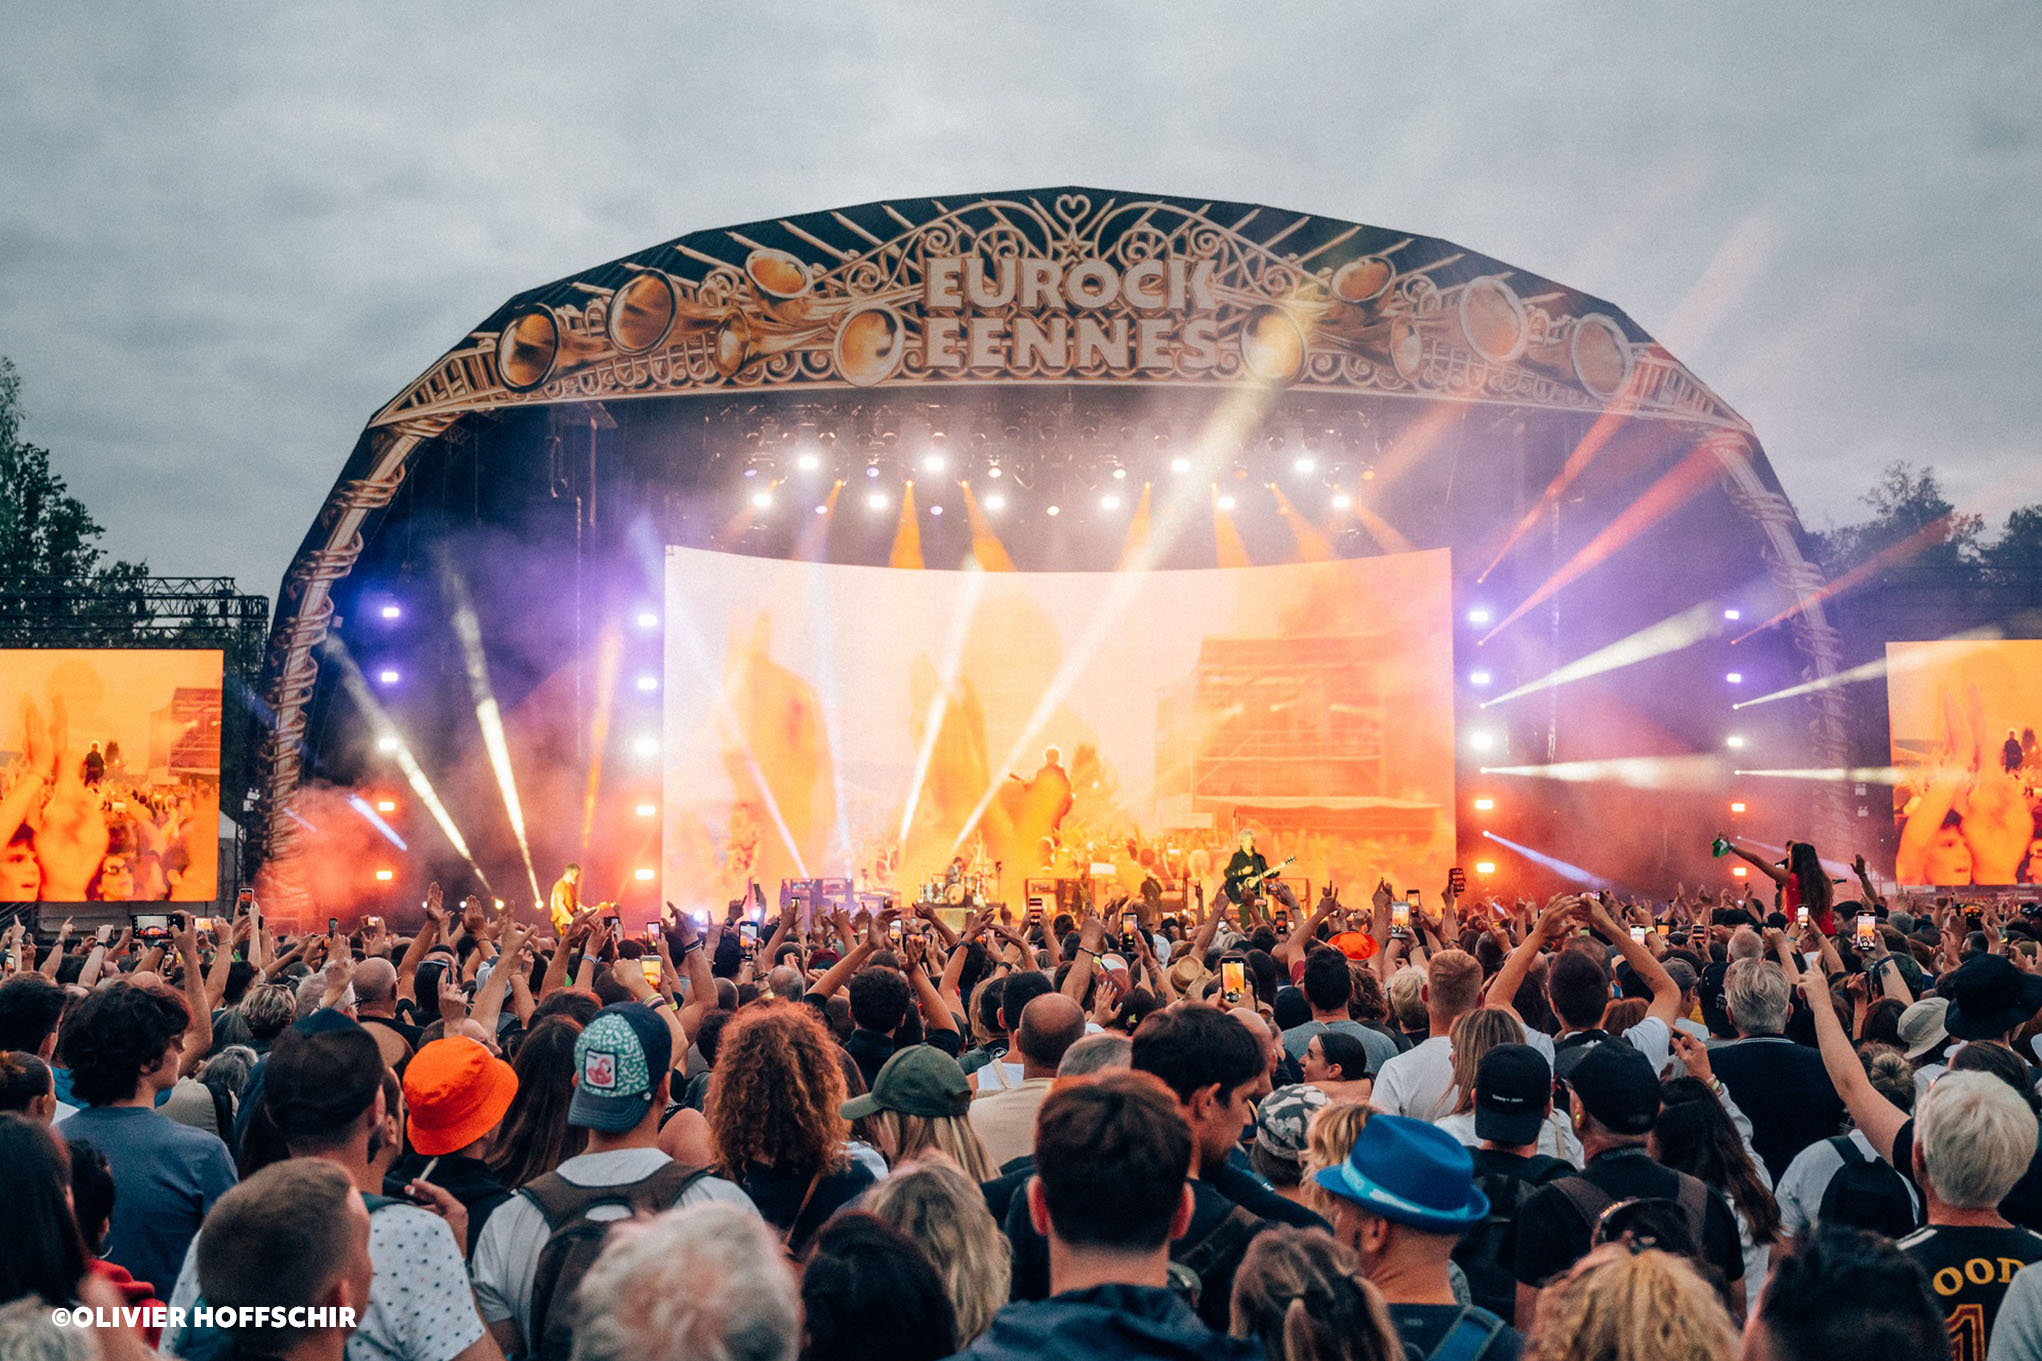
[1435,1006,1582,1165]
[1527,1244,1736,1361]
[861,1157,1011,1346]
[1230,1226,1402,1361]
[1301,1102,1373,1219]
[842,1044,995,1182]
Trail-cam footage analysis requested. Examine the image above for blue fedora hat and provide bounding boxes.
[1312,1114,1490,1234]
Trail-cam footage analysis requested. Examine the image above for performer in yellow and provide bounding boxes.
[548,863,581,934]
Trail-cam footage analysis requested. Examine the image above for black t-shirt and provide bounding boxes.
[1386,1304,1524,1361]
[1512,1147,1745,1290]
[1897,1223,2042,1361]
[1893,1118,2042,1233]
[733,1159,876,1257]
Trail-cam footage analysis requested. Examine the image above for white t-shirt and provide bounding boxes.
[470,1147,755,1344]
[973,1058,1026,1094]
[1524,1016,1674,1078]
[1370,1036,1456,1119]
[167,1194,485,1361]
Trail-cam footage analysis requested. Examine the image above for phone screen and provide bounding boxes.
[605,915,622,934]
[1221,959,1247,1000]
[640,958,663,987]
[1391,902,1411,935]
[740,921,761,947]
[1405,890,1421,909]
[1795,905,1809,928]
[1448,867,1467,894]
[1120,912,1139,936]
[1629,926,1648,944]
[644,923,662,944]
[328,917,340,935]
[134,914,169,939]
[1856,914,1877,951]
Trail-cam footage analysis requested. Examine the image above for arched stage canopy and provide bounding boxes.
[260,189,1846,919]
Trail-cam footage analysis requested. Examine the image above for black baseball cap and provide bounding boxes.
[1567,1041,1660,1136]
[1474,1043,1551,1147]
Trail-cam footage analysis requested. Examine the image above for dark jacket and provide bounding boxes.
[947,1283,1261,1361]
[384,1151,510,1254]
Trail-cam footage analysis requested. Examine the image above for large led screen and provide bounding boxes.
[0,649,224,904]
[662,547,1456,914]
[1887,639,2042,887]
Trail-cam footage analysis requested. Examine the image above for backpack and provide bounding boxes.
[1553,1171,1710,1263]
[1164,1204,1264,1316]
[1453,1154,1573,1320]
[1815,1135,1920,1238]
[1550,1030,1609,1082]
[524,1162,710,1361]
[1416,1304,1508,1361]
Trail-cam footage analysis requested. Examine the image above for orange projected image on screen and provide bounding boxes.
[661,547,1457,914]
[1887,639,2042,887]
[0,649,224,904]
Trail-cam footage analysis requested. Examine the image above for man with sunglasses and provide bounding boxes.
[1509,1041,1745,1329]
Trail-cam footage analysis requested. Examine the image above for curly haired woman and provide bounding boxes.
[707,1002,875,1256]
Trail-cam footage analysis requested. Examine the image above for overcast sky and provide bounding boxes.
[3,3,2035,596]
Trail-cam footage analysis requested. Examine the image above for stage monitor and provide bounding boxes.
[0,648,225,904]
[1886,638,2042,887]
[661,546,1456,915]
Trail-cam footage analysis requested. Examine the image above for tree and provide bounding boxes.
[1981,503,2042,591]
[0,357,154,644]
[1808,461,1983,587]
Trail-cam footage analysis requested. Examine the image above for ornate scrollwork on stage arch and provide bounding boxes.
[368,190,1751,437]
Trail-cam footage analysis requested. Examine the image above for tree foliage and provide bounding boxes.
[0,357,155,644]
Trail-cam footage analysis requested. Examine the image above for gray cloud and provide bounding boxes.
[2,1,2035,595]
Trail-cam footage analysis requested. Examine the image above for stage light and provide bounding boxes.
[922,453,946,474]
[1480,830,1616,890]
[1361,467,1376,481]
[1293,456,1316,474]
[1170,455,1192,474]
[1726,672,1743,684]
[1331,493,1352,510]
[1723,608,1741,621]
[1046,504,1061,517]
[635,802,657,818]
[1732,866,1748,878]
[1726,735,1746,749]
[866,491,889,510]
[631,734,659,758]
[796,452,822,472]
[1478,754,1724,789]
[928,504,944,516]
[1478,602,1722,709]
[379,604,401,620]
[1216,494,1237,511]
[984,493,1007,512]
[375,868,394,882]
[813,504,827,515]
[1475,861,1497,876]
[376,668,400,685]
[375,799,397,814]
[376,735,399,753]
[1730,801,1747,813]
[635,610,659,629]
[865,464,881,478]
[750,490,773,510]
[635,674,658,692]
[987,463,1003,479]
[1473,796,1495,811]
[743,466,759,478]
[1469,670,1492,687]
[1468,731,1497,752]
[1112,465,1129,481]
[1466,607,1492,626]
[1100,494,1122,511]
[634,867,655,882]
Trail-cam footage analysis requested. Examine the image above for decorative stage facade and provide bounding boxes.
[259,189,1847,924]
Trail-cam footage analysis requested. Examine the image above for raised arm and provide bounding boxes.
[173,921,212,1075]
[1486,896,1580,1017]
[38,918,72,979]
[903,935,958,1038]
[395,887,445,1003]
[1796,969,1907,1162]
[1061,912,1108,1003]
[1589,899,1681,1028]
[806,909,877,1001]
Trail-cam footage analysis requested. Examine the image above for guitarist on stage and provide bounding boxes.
[1221,829,1270,907]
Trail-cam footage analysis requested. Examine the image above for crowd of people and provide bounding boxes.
[4,852,2042,1361]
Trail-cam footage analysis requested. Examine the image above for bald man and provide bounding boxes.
[351,958,418,1069]
[970,993,1086,1170]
